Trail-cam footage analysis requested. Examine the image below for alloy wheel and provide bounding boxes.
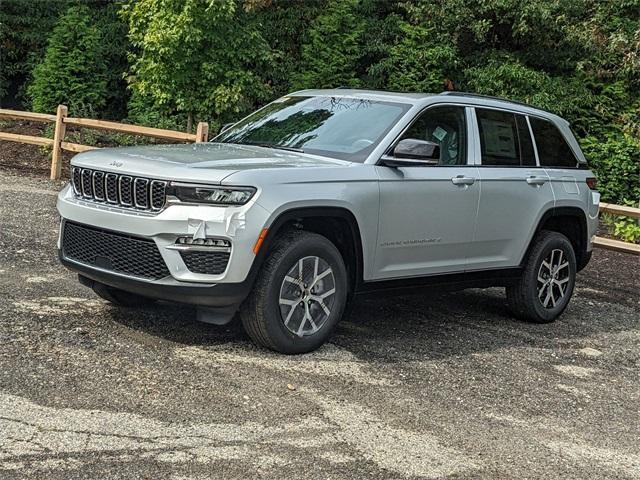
[278,256,336,337]
[537,248,571,309]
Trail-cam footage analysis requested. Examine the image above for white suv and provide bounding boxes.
[57,90,600,353]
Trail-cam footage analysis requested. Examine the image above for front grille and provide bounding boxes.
[62,221,170,280]
[71,167,167,212]
[180,251,230,275]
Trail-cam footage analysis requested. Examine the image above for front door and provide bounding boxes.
[373,105,480,279]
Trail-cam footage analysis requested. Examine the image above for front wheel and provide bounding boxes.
[240,230,348,354]
[507,230,577,323]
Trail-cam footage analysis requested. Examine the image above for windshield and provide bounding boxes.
[214,96,411,162]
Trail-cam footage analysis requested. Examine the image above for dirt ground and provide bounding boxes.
[0,168,638,479]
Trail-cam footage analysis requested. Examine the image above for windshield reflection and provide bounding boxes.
[216,96,410,162]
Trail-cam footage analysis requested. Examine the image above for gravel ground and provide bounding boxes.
[0,170,638,480]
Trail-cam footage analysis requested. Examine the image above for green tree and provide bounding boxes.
[27,4,109,115]
[122,0,274,130]
[0,0,69,107]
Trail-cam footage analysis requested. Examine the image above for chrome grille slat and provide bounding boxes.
[81,169,93,198]
[105,173,118,204]
[119,176,133,206]
[134,178,149,209]
[150,180,167,211]
[70,167,167,212]
[93,171,105,201]
[72,167,82,195]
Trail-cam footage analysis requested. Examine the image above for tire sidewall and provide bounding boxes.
[261,235,348,353]
[528,234,577,322]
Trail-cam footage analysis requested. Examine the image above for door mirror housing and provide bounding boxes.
[394,138,440,160]
[380,139,440,167]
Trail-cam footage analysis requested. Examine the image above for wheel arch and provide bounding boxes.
[525,206,590,271]
[254,206,365,293]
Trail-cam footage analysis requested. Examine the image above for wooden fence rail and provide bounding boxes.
[0,104,208,180]
[594,203,640,255]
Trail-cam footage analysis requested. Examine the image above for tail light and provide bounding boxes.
[586,177,597,190]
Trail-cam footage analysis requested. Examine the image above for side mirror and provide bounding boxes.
[380,139,440,167]
[219,122,235,135]
[394,138,439,161]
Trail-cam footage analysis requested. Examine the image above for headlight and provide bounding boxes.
[169,183,256,205]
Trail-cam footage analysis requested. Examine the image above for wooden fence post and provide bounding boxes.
[195,122,209,143]
[50,104,68,180]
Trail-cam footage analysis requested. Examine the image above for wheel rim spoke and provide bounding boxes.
[279,255,336,337]
[537,248,572,310]
[284,275,303,287]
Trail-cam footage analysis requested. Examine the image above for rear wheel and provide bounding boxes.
[240,230,348,354]
[507,230,576,323]
[92,282,156,308]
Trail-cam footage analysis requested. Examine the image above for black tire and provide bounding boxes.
[92,282,156,308]
[240,230,348,354]
[506,230,577,323]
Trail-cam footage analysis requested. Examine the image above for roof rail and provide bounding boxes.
[439,91,553,114]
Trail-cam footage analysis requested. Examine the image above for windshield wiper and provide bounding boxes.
[240,141,304,153]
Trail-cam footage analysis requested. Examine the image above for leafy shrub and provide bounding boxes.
[27,5,108,115]
[122,0,274,126]
[580,133,640,204]
[613,216,640,244]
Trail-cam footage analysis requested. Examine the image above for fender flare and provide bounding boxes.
[248,206,365,290]
[525,206,589,268]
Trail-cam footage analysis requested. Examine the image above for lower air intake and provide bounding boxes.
[62,221,170,280]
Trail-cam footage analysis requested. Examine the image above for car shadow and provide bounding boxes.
[105,261,636,364]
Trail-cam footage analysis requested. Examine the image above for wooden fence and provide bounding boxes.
[0,105,208,180]
[0,105,638,255]
[594,203,640,255]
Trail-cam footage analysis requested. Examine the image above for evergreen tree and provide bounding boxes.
[27,4,109,115]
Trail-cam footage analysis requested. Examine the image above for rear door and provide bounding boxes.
[467,108,555,271]
[373,105,480,279]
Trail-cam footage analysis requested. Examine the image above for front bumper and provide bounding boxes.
[62,252,253,307]
[57,184,271,305]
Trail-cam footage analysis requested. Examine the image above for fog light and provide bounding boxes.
[176,237,230,247]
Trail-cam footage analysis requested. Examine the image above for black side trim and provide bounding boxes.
[356,268,522,297]
[528,206,590,271]
[256,206,365,290]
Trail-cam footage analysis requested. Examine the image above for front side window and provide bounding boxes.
[476,109,535,166]
[529,117,578,168]
[397,106,467,165]
[216,96,411,162]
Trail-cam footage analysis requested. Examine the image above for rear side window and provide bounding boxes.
[476,109,535,166]
[529,117,578,168]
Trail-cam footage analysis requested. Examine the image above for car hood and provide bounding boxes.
[70,143,351,184]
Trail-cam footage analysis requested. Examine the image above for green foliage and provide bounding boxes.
[27,5,109,115]
[613,215,640,244]
[0,0,69,105]
[580,133,640,204]
[95,3,131,119]
[122,0,274,126]
[293,0,365,89]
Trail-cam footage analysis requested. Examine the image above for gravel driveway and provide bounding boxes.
[0,170,638,479]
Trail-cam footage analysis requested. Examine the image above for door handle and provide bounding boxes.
[526,176,547,186]
[451,175,475,186]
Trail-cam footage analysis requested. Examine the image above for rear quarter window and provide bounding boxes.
[529,117,578,168]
